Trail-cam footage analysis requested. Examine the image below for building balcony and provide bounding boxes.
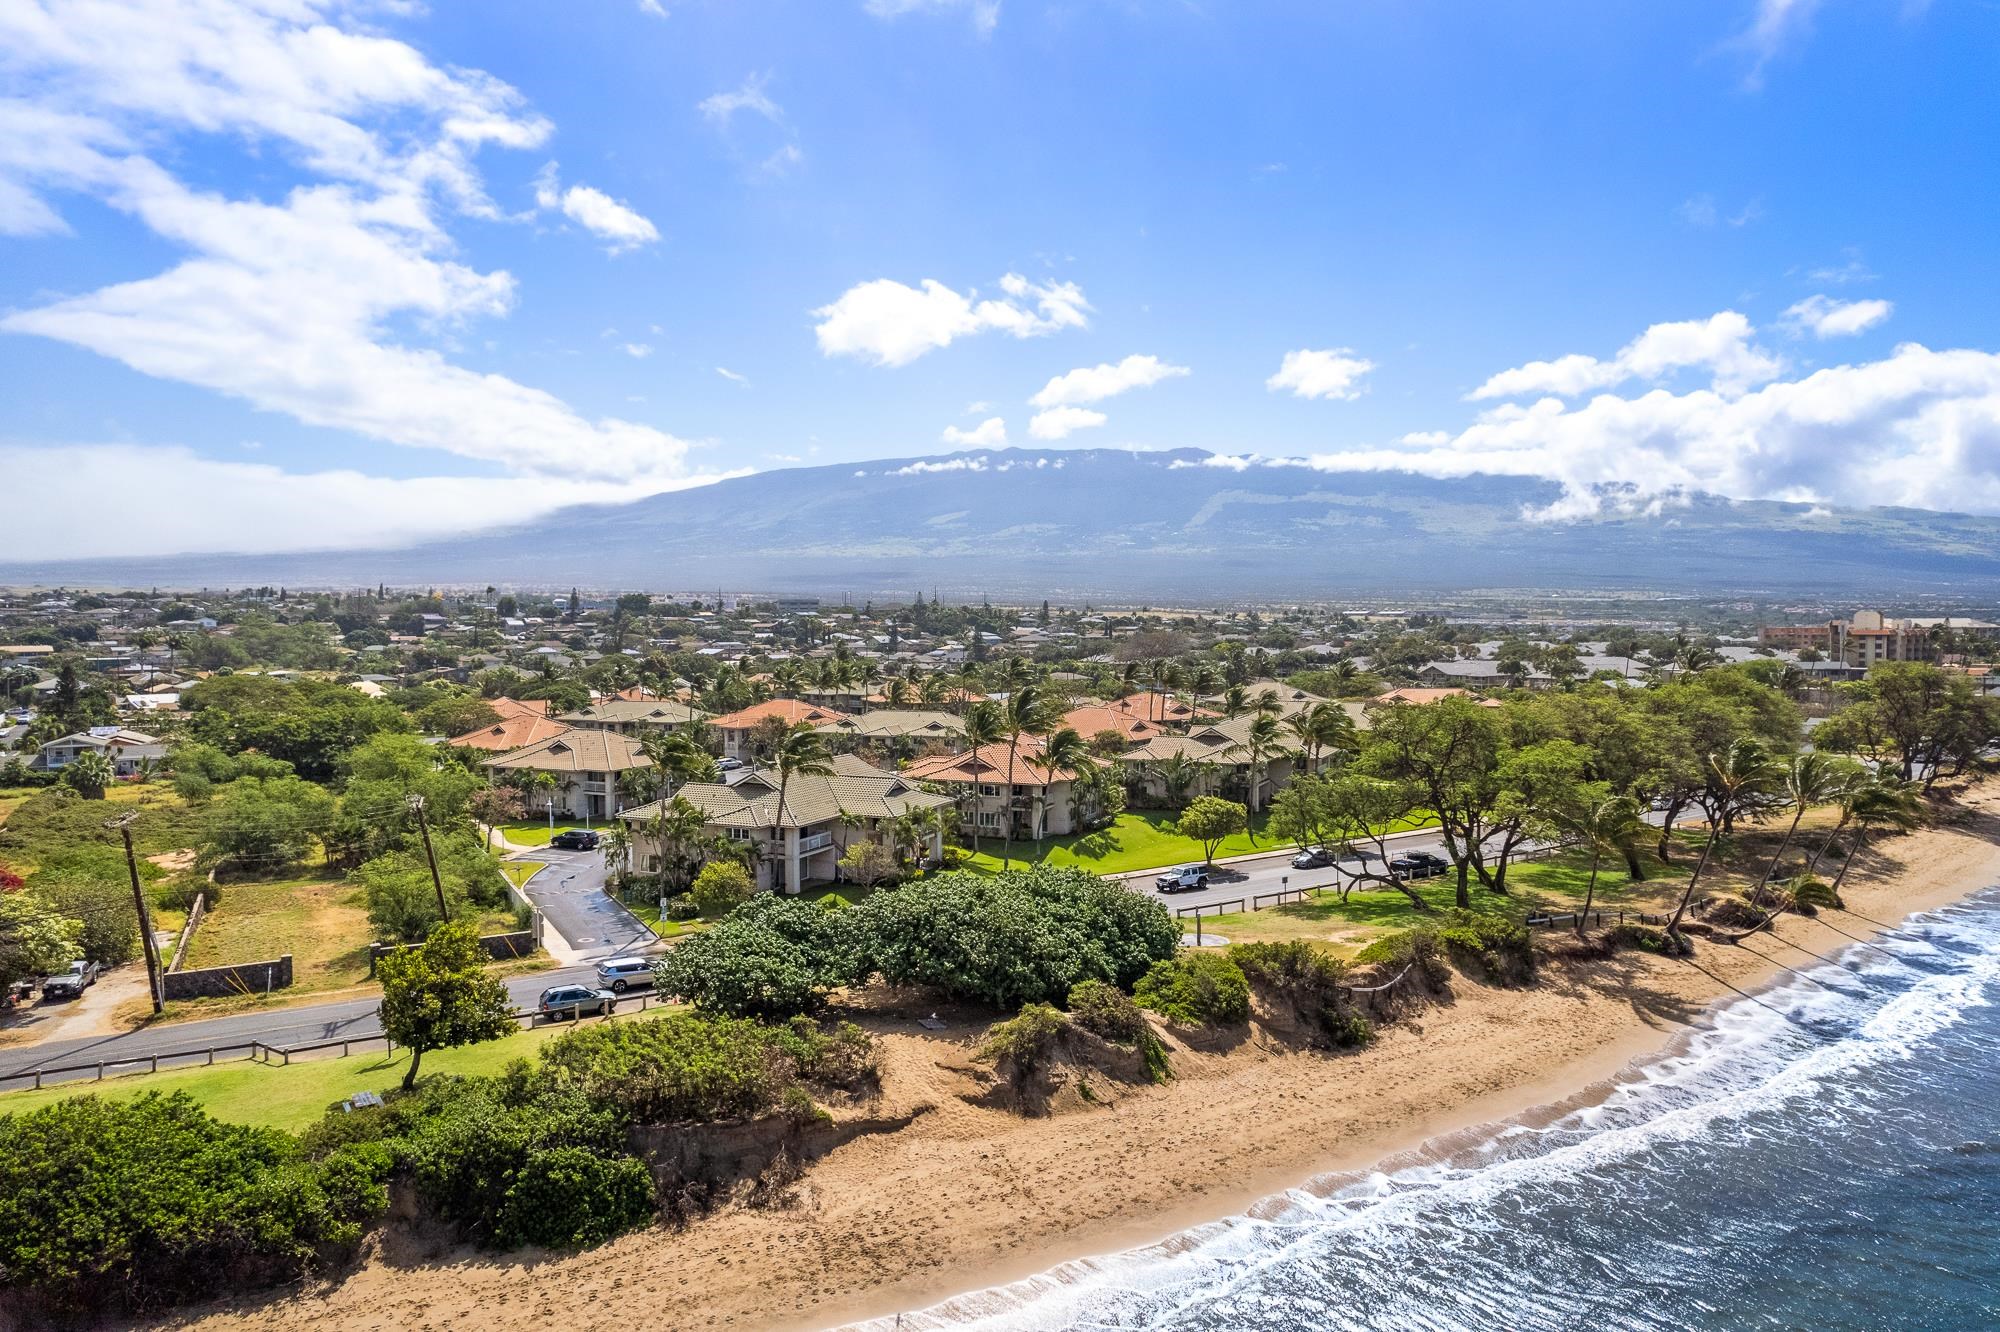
[798,830,835,854]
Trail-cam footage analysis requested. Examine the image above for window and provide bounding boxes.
[979,783,1000,796]
[725,828,753,842]
[977,811,1002,829]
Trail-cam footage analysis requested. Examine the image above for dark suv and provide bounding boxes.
[550,829,601,851]
[1388,851,1450,881]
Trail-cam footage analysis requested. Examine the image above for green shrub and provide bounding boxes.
[1229,940,1372,1048]
[151,870,218,913]
[495,1147,655,1249]
[975,1003,1070,1085]
[32,865,140,964]
[0,1092,380,1318]
[663,893,700,921]
[1066,980,1171,1083]
[1432,911,1535,985]
[651,894,853,1019]
[1134,951,1251,1027]
[848,866,1178,1009]
[1353,927,1451,987]
[1602,923,1691,956]
[689,860,754,915]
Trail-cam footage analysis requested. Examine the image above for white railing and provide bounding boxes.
[798,831,834,854]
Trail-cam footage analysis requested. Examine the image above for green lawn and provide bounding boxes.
[0,1006,680,1131]
[959,808,1438,876]
[1184,847,1680,950]
[499,860,546,890]
[493,820,587,847]
[630,900,710,938]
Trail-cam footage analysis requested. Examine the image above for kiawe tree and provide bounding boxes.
[375,919,513,1090]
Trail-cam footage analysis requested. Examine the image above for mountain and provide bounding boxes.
[11,447,2000,598]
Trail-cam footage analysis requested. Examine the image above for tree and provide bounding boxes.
[837,839,896,890]
[1176,796,1247,865]
[1028,726,1092,839]
[33,859,140,964]
[1665,741,1781,945]
[1827,775,1926,896]
[999,681,1057,867]
[957,701,1005,856]
[355,832,504,942]
[376,919,513,1090]
[635,795,712,892]
[58,750,114,801]
[1362,697,1505,909]
[0,891,80,991]
[768,722,833,891]
[1555,791,1647,936]
[1476,739,1591,894]
[469,784,526,830]
[690,859,755,915]
[1142,751,1212,810]
[651,894,853,1018]
[1227,714,1288,817]
[1286,701,1359,775]
[1747,752,1863,908]
[198,774,335,873]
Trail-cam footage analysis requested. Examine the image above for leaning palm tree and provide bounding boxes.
[1666,742,1779,944]
[1028,726,1093,840]
[768,721,834,893]
[1220,683,1249,718]
[1827,775,1926,896]
[1558,793,1648,936]
[1748,753,1862,908]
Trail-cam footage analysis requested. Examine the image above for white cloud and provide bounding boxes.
[1297,335,2000,521]
[864,0,1001,35]
[716,366,749,384]
[1782,295,1893,339]
[1735,0,1820,87]
[1266,348,1375,401]
[0,0,699,557]
[1677,194,1762,228]
[534,165,658,252]
[1470,311,1782,400]
[890,455,989,475]
[941,416,1006,446]
[638,0,667,15]
[813,273,1089,367]
[964,400,992,414]
[622,342,654,358]
[699,73,783,127]
[0,445,730,560]
[1028,406,1107,440]
[1030,354,1189,408]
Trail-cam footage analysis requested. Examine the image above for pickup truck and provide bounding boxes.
[41,960,101,1002]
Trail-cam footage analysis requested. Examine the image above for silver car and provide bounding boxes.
[536,984,616,1021]
[594,956,655,994]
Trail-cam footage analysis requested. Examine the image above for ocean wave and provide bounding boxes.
[842,889,2000,1332]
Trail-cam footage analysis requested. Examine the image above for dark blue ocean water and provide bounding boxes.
[855,889,2000,1332]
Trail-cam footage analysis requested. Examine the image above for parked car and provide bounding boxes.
[40,960,100,1002]
[717,757,745,771]
[594,956,655,994]
[1155,865,1210,894]
[550,829,601,851]
[1388,851,1451,881]
[537,984,616,1020]
[1290,846,1339,869]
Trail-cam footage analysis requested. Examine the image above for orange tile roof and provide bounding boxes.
[706,698,854,730]
[1061,705,1163,742]
[446,698,571,751]
[904,739,1076,787]
[1371,687,1475,706]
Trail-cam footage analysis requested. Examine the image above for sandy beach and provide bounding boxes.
[153,780,2000,1332]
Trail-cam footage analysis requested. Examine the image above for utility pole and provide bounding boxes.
[407,795,450,922]
[110,814,164,1014]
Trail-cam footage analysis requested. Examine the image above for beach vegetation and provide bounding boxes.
[1229,939,1373,1047]
[1134,951,1251,1027]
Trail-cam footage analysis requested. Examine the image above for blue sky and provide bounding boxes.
[3,0,1998,557]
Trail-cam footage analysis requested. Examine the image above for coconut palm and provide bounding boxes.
[999,682,1056,866]
[883,677,913,708]
[957,700,1005,857]
[640,728,718,790]
[1827,775,1925,896]
[1221,684,1249,718]
[768,722,833,892]
[1143,751,1207,810]
[1748,753,1862,908]
[1227,714,1287,819]
[1028,726,1092,840]
[1667,742,1781,943]
[1558,793,1648,936]
[1287,701,1360,775]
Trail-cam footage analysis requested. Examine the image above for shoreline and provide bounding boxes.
[155,780,2000,1332]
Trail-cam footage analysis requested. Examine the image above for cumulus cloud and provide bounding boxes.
[864,0,1001,35]
[699,73,783,127]
[1298,330,2000,521]
[534,164,659,252]
[890,455,989,475]
[1266,348,1375,401]
[1782,294,1893,339]
[1030,354,1188,409]
[1028,406,1107,440]
[0,445,729,560]
[941,416,1006,446]
[813,273,1089,367]
[1470,311,1782,400]
[622,342,654,358]
[0,0,692,514]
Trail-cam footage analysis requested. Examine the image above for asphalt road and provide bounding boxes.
[506,845,658,960]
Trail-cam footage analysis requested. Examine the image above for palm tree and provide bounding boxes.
[1286,701,1359,775]
[1228,714,1286,820]
[1251,688,1283,719]
[1558,794,1647,936]
[999,682,1054,866]
[1028,726,1092,840]
[768,721,834,894]
[601,824,633,888]
[1221,684,1249,719]
[1827,775,1925,896]
[1143,751,1206,810]
[59,749,115,800]
[1188,664,1220,710]
[1748,753,1860,908]
[639,728,718,790]
[883,677,913,709]
[1666,742,1779,944]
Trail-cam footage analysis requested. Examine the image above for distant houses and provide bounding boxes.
[483,729,650,821]
[30,726,167,777]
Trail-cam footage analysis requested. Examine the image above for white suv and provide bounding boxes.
[594,956,655,993]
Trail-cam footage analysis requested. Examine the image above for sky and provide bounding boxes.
[3,0,1999,559]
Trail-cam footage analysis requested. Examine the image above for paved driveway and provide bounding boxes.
[506,847,659,960]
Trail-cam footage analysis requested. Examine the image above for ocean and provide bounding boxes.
[854,888,2000,1332]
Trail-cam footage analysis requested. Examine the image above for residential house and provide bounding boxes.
[557,698,708,737]
[1415,658,1553,690]
[904,740,1081,841]
[622,753,952,894]
[31,727,167,777]
[1116,713,1299,812]
[484,729,650,821]
[446,697,571,752]
[814,709,964,758]
[1059,704,1165,749]
[706,698,853,762]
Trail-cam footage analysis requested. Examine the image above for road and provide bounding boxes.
[504,845,658,961]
